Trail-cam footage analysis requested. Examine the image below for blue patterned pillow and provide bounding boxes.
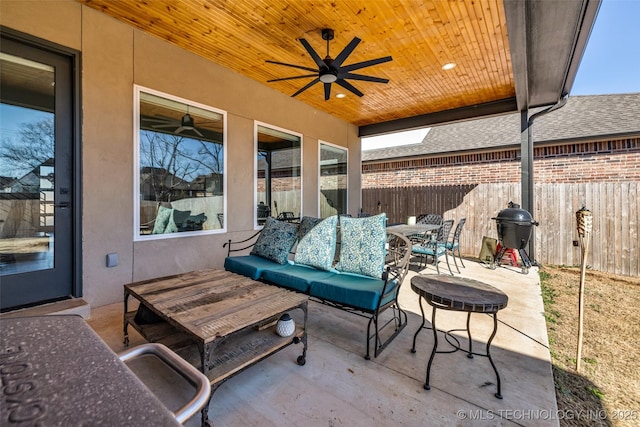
[294,216,338,271]
[298,216,323,240]
[152,206,172,234]
[251,217,299,264]
[335,213,387,278]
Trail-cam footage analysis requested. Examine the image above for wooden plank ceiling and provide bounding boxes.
[79,0,514,128]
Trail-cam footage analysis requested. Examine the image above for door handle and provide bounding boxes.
[54,202,70,209]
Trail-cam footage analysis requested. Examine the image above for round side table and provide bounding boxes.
[410,274,508,399]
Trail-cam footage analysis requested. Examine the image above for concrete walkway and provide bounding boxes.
[88,258,558,427]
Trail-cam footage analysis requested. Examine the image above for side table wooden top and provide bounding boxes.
[411,274,508,313]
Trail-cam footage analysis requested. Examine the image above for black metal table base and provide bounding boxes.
[411,296,503,399]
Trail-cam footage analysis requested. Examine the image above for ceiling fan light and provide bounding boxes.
[181,113,195,128]
[442,62,457,70]
[319,69,338,83]
[336,93,346,98]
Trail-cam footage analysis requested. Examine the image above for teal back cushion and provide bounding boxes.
[294,216,338,271]
[251,217,299,264]
[335,213,387,278]
[152,206,172,234]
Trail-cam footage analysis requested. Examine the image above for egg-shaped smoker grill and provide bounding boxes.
[491,204,538,274]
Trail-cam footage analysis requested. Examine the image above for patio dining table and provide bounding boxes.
[386,223,440,238]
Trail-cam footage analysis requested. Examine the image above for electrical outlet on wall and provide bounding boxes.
[106,253,119,267]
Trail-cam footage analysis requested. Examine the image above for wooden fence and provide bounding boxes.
[362,182,639,277]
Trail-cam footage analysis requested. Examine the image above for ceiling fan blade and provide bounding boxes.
[298,38,326,69]
[332,37,361,68]
[152,124,180,128]
[144,117,176,124]
[291,77,320,97]
[324,83,331,101]
[193,128,204,137]
[267,74,317,83]
[341,56,393,72]
[339,72,389,84]
[266,60,318,73]
[335,79,364,97]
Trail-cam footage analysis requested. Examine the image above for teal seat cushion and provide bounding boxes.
[412,243,446,257]
[251,217,299,264]
[224,255,287,280]
[294,215,338,271]
[263,263,336,293]
[309,273,398,311]
[335,213,387,278]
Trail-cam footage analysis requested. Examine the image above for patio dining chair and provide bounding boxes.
[446,218,466,273]
[416,213,443,226]
[411,219,454,275]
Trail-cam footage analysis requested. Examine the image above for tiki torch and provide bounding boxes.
[575,206,592,372]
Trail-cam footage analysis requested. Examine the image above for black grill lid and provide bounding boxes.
[493,207,536,224]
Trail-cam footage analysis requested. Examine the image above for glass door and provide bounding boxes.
[0,35,76,310]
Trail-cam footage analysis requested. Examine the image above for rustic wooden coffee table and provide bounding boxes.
[123,269,308,426]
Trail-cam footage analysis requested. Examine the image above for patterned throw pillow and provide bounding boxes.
[152,206,173,234]
[294,216,338,271]
[298,216,323,240]
[251,217,299,264]
[335,213,387,278]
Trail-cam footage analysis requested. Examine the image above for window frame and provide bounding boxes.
[133,85,227,241]
[254,121,303,230]
[318,140,348,218]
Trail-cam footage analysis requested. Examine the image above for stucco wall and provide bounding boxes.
[2,0,360,308]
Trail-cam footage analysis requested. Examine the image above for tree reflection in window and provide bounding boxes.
[136,88,225,237]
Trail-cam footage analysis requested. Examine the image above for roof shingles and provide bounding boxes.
[362,93,640,161]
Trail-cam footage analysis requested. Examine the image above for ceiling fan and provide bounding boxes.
[267,28,392,101]
[144,109,204,137]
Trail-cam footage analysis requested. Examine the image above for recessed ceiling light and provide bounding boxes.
[442,62,457,70]
[336,93,346,98]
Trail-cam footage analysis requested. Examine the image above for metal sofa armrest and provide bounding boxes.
[223,229,263,256]
[385,230,412,286]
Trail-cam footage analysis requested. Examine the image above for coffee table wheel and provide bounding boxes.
[495,392,503,399]
[297,355,306,366]
[293,336,300,344]
[423,383,431,390]
[410,348,416,353]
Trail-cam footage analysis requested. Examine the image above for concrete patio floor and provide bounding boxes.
[87,258,558,427]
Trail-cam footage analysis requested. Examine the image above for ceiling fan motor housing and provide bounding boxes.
[321,28,335,41]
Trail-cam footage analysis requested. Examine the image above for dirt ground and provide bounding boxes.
[539,265,640,427]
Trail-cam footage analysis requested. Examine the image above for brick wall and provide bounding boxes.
[362,137,640,187]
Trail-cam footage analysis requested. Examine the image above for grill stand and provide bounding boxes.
[492,246,532,274]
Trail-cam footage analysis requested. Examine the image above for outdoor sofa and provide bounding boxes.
[223,214,412,359]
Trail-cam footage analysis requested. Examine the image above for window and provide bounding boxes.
[134,86,226,239]
[255,123,302,228]
[319,142,348,218]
